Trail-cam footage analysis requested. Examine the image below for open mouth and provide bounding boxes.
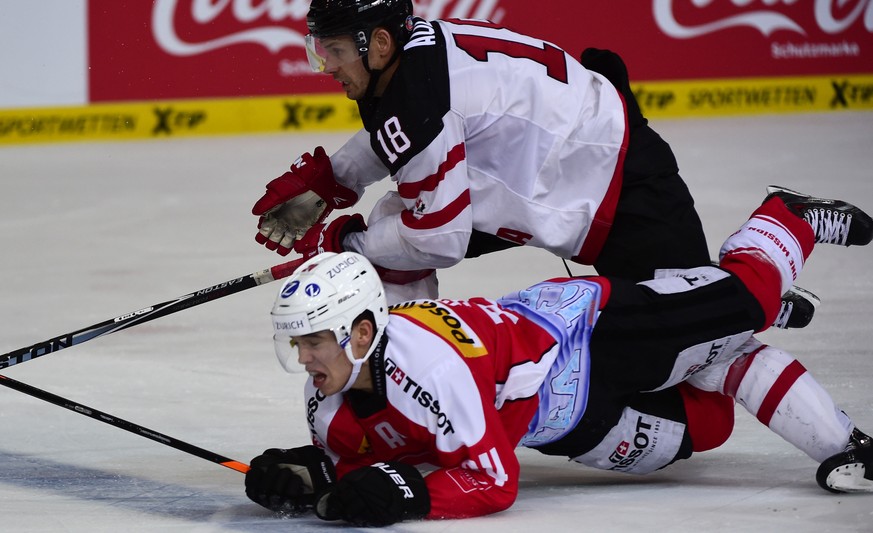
[309,371,327,388]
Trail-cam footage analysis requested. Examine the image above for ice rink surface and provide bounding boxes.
[1,112,872,532]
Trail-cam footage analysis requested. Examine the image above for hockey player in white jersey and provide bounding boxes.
[243,188,873,526]
[251,0,820,332]
[252,0,710,299]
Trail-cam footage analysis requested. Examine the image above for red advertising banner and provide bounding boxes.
[89,0,873,103]
[89,0,326,101]
[534,0,873,81]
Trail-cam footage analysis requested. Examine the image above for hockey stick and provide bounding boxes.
[0,256,307,370]
[0,373,249,474]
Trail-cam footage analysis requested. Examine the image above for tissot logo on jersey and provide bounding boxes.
[385,357,455,435]
[306,388,328,441]
[389,364,406,385]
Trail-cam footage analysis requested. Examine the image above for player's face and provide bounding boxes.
[292,330,352,395]
[305,34,371,100]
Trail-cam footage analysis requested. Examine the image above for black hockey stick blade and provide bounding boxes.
[0,256,306,370]
[0,373,249,474]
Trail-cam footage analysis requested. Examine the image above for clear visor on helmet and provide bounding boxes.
[305,33,364,73]
[273,327,351,373]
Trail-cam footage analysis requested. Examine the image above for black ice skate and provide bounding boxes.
[816,428,873,493]
[766,185,873,246]
[774,285,821,329]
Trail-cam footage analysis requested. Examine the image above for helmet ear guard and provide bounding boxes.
[270,252,389,385]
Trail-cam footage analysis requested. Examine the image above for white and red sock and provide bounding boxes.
[718,197,815,328]
[723,343,853,462]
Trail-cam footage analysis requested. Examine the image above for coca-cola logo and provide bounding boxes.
[654,0,873,39]
[152,0,308,56]
[152,0,504,57]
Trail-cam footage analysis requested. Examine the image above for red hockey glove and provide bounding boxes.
[252,146,359,256]
[244,446,337,515]
[315,462,430,526]
[293,214,367,260]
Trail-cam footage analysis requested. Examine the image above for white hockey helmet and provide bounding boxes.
[271,251,389,391]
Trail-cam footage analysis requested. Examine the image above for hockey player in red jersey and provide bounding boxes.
[243,188,873,526]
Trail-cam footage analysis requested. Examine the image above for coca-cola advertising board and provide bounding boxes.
[2,0,870,145]
[88,0,873,102]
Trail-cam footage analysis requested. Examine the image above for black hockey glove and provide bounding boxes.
[315,462,430,526]
[244,446,336,515]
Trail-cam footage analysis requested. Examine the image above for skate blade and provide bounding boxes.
[826,463,873,493]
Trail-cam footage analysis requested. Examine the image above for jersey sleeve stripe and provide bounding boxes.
[397,143,466,200]
[401,189,471,230]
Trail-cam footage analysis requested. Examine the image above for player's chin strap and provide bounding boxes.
[356,40,404,127]
[361,45,402,99]
[341,358,367,393]
[340,330,388,393]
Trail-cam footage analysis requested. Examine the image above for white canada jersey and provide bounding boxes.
[334,18,629,270]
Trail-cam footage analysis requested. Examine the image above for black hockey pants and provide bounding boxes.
[582,48,710,281]
[533,268,765,458]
